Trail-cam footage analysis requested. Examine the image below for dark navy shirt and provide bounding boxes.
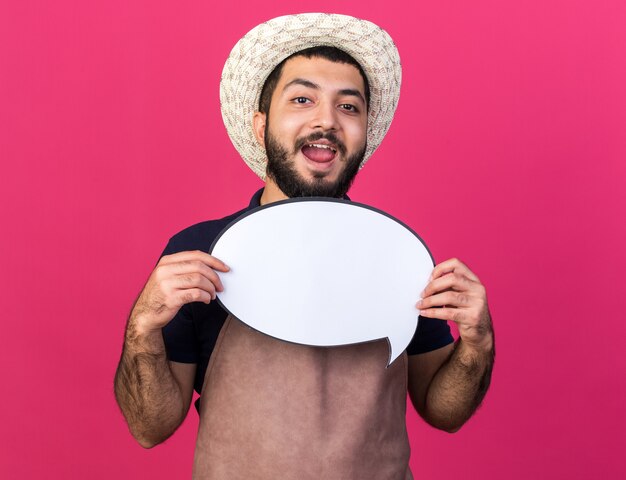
[161,189,454,394]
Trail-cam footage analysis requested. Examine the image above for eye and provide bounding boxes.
[339,104,359,113]
[293,97,311,104]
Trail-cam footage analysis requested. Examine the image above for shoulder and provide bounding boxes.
[163,207,249,256]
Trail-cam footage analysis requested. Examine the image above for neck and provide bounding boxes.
[260,177,288,205]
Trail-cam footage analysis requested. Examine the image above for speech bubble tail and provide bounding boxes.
[385,316,420,368]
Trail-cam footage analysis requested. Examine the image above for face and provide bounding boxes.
[254,56,368,198]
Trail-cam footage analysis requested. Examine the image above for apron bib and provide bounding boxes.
[193,315,413,480]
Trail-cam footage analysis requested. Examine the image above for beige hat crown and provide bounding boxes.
[220,13,402,179]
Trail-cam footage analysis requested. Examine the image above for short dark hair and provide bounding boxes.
[258,46,371,115]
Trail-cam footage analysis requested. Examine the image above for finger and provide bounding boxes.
[170,260,225,292]
[155,260,225,292]
[430,258,479,283]
[421,272,474,298]
[419,306,466,324]
[197,266,225,293]
[170,273,218,299]
[160,250,230,272]
[417,290,472,310]
[175,287,214,306]
[202,253,230,273]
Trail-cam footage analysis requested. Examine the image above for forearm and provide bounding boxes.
[114,316,186,448]
[423,335,495,432]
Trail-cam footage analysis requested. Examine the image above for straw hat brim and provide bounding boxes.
[220,13,402,179]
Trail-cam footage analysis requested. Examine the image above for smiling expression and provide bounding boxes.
[253,56,368,198]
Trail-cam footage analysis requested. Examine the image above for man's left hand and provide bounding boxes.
[416,258,493,352]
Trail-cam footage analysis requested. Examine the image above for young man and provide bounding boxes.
[115,13,494,479]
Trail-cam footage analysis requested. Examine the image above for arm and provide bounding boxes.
[409,258,495,433]
[114,250,229,447]
[114,318,196,448]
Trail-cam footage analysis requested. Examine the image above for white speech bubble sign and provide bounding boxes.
[210,198,434,367]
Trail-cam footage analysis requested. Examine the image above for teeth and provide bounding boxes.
[307,143,336,153]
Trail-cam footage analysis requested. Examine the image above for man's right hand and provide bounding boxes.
[115,250,223,447]
[131,250,230,333]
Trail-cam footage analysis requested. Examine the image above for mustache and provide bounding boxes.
[293,132,347,156]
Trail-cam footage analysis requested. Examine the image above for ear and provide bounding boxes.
[252,111,267,148]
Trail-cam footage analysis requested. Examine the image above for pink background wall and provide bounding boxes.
[1,1,624,478]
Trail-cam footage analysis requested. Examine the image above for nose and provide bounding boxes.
[309,99,339,131]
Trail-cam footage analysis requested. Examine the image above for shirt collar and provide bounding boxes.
[248,188,264,209]
[248,188,352,210]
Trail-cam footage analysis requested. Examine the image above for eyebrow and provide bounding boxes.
[282,78,366,104]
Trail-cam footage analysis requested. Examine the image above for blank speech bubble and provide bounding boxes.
[210,198,434,366]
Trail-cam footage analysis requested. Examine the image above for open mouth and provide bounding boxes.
[301,143,337,163]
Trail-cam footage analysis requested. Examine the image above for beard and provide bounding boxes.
[264,127,366,199]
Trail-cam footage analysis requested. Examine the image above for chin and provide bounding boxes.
[305,169,339,181]
[266,144,362,199]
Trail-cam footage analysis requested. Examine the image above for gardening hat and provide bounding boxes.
[220,13,402,179]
